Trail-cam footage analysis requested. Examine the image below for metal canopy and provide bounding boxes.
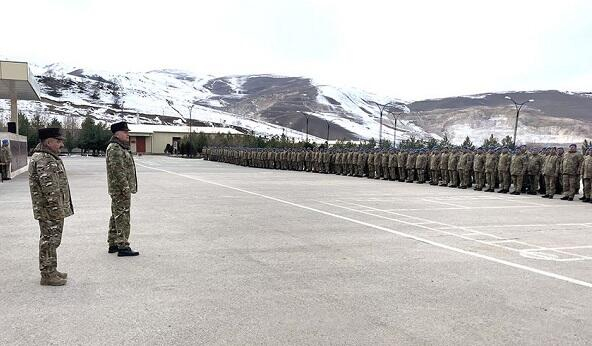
[0,61,41,101]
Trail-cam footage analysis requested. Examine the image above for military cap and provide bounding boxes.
[1,139,8,145]
[111,121,130,133]
[38,127,65,140]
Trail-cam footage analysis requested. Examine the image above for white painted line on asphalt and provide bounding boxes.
[339,202,590,261]
[421,199,470,209]
[137,163,592,289]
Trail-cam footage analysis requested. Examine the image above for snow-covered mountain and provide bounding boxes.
[1,62,591,145]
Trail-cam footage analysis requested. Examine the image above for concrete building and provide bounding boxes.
[127,124,243,154]
[0,61,41,178]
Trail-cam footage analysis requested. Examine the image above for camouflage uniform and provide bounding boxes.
[561,149,583,199]
[473,150,485,190]
[510,150,528,194]
[497,151,511,192]
[106,137,138,248]
[543,151,560,198]
[0,142,11,180]
[581,151,592,201]
[28,143,74,276]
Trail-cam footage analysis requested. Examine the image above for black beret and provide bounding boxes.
[38,128,64,140]
[111,121,130,133]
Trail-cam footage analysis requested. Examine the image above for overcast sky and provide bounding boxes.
[3,0,591,100]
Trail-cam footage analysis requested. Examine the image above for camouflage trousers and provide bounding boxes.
[108,193,131,247]
[39,219,64,274]
[449,170,459,186]
[440,169,448,185]
[486,172,495,189]
[474,171,485,188]
[499,172,511,190]
[583,178,591,199]
[562,174,578,198]
[544,175,557,196]
[1,163,10,179]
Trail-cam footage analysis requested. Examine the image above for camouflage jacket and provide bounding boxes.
[510,153,528,175]
[106,136,138,196]
[28,143,74,220]
[581,155,592,179]
[543,155,560,177]
[498,153,511,173]
[526,154,543,175]
[473,153,486,172]
[562,151,583,175]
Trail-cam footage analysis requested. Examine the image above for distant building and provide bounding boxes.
[127,124,243,154]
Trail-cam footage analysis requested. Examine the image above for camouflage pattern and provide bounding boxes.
[28,143,74,221]
[0,143,12,179]
[581,152,592,199]
[38,219,64,274]
[106,136,138,247]
[28,143,73,275]
[561,150,584,198]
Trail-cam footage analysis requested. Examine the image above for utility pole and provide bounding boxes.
[504,96,534,147]
[188,104,195,139]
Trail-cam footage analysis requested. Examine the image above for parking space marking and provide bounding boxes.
[139,163,592,289]
[337,201,590,262]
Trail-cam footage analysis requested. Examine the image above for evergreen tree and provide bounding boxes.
[425,137,439,149]
[439,132,452,148]
[48,118,62,128]
[482,134,500,148]
[501,135,515,149]
[461,136,474,149]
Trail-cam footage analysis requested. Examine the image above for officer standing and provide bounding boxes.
[28,128,73,286]
[106,121,140,256]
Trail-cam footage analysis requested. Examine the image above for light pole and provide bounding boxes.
[188,104,195,139]
[388,111,404,148]
[504,96,534,147]
[326,120,331,144]
[121,100,125,119]
[372,101,391,147]
[302,112,310,142]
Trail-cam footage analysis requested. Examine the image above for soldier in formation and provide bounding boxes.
[204,144,592,204]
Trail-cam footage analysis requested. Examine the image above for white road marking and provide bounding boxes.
[421,198,470,209]
[138,163,592,289]
[337,201,590,261]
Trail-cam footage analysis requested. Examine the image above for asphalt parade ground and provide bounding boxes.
[1,155,591,345]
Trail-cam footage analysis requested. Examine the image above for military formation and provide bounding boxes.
[203,144,592,202]
[27,122,139,287]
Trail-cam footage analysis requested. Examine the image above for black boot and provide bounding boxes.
[108,245,119,253]
[117,246,140,257]
[560,196,569,200]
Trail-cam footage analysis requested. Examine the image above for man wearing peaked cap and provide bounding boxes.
[106,121,140,256]
[28,127,73,286]
[111,121,130,133]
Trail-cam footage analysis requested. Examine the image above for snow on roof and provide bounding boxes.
[128,124,243,135]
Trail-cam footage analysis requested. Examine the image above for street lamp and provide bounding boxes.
[372,101,391,147]
[188,104,195,139]
[302,112,310,142]
[388,111,404,148]
[326,120,331,144]
[121,100,125,119]
[504,96,534,147]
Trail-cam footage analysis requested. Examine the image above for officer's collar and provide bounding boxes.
[32,143,61,160]
[110,136,131,150]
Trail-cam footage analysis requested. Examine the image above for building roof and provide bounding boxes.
[0,61,41,101]
[128,124,243,135]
